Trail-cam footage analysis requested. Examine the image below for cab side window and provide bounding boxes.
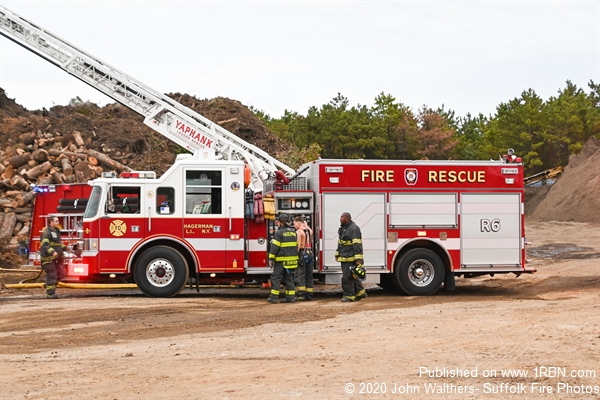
[107,186,140,214]
[156,187,175,215]
[185,170,222,215]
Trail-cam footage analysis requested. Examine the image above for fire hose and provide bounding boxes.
[5,282,262,290]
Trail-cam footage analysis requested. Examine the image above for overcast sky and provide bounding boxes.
[0,1,597,119]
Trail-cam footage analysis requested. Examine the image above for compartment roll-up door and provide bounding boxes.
[322,193,386,270]
[460,193,521,267]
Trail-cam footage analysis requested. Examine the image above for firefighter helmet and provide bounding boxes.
[351,264,367,281]
[507,148,514,155]
[277,213,290,224]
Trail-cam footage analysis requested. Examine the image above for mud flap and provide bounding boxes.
[444,271,456,291]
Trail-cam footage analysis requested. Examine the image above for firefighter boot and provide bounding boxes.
[282,296,296,303]
[304,289,314,301]
[355,290,368,301]
[267,295,278,304]
[45,285,58,299]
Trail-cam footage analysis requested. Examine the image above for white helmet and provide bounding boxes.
[507,148,514,155]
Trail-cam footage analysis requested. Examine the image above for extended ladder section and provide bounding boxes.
[0,6,294,190]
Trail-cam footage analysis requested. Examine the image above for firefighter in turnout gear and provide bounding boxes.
[267,213,299,303]
[294,216,314,300]
[39,216,66,299]
[336,212,367,302]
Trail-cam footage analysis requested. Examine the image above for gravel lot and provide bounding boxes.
[1,221,598,399]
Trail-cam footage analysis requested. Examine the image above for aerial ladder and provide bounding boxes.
[0,5,294,191]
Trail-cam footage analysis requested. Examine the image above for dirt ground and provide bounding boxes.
[0,221,598,399]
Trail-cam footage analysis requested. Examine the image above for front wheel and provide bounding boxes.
[394,248,444,296]
[134,246,189,297]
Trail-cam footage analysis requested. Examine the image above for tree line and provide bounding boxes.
[254,80,599,176]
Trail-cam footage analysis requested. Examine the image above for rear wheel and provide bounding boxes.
[134,246,189,297]
[394,248,444,296]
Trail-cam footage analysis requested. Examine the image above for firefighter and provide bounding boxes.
[335,212,367,302]
[294,216,314,301]
[39,215,66,299]
[267,213,298,304]
[503,148,517,163]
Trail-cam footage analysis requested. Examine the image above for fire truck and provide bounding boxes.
[0,6,535,297]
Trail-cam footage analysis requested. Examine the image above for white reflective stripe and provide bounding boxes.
[186,238,243,251]
[248,240,267,252]
[100,238,140,251]
[388,238,460,251]
[99,238,244,251]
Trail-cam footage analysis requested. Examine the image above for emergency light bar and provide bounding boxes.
[100,171,156,179]
[32,184,56,193]
[120,171,156,179]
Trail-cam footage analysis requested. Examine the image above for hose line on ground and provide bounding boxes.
[20,269,43,284]
[0,267,44,284]
[4,282,263,290]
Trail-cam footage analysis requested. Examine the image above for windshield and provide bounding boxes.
[83,186,103,218]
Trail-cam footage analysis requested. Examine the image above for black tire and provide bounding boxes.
[393,248,445,296]
[134,246,189,297]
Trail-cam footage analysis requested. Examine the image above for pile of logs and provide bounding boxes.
[0,130,132,252]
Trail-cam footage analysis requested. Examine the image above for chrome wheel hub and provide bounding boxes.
[146,258,175,287]
[408,259,434,287]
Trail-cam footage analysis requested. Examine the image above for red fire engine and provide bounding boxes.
[1,6,535,297]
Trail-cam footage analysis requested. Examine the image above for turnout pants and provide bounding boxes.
[42,259,65,296]
[341,262,365,300]
[296,250,314,299]
[269,262,296,300]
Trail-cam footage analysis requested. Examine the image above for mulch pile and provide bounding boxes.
[172,93,290,158]
[0,89,290,176]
